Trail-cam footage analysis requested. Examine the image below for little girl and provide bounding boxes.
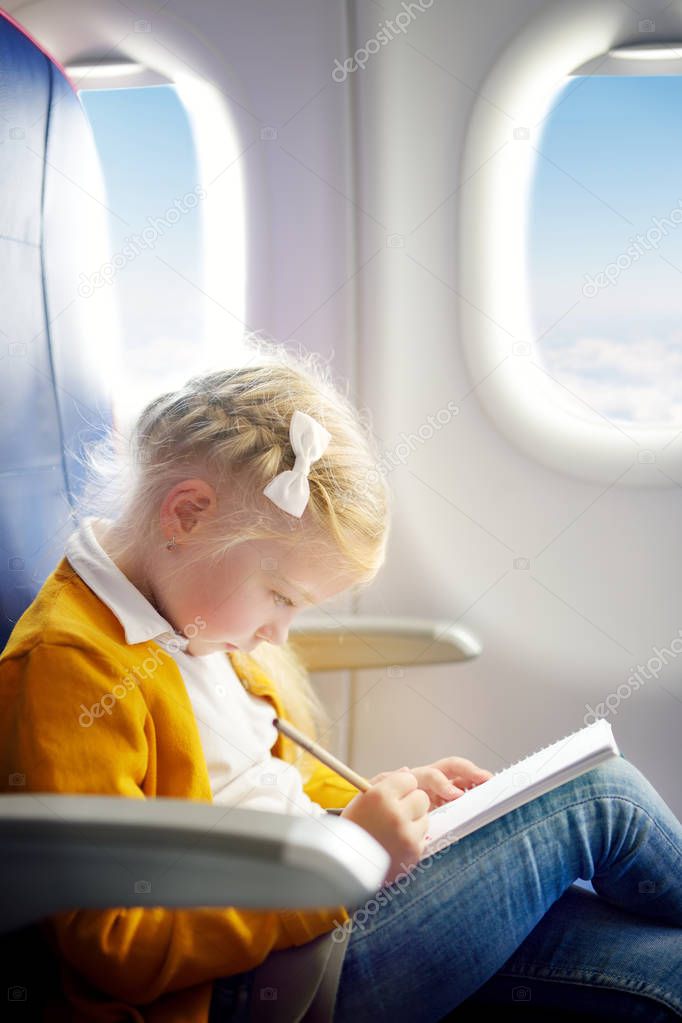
[1,339,680,1023]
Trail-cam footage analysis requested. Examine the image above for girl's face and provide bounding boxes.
[153,535,356,657]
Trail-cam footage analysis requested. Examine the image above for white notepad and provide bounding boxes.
[421,718,619,859]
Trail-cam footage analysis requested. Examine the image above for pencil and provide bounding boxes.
[273,716,371,792]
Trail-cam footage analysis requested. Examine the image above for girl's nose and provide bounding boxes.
[256,622,289,646]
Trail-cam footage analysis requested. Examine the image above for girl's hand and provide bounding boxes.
[370,757,493,811]
[340,769,431,885]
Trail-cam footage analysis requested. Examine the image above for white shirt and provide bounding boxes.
[64,517,327,820]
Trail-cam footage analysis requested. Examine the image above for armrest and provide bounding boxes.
[0,793,389,935]
[289,614,482,671]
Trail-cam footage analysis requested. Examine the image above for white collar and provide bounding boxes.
[64,516,190,652]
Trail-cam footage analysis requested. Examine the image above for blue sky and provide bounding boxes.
[528,75,682,425]
[79,85,207,428]
[79,79,682,428]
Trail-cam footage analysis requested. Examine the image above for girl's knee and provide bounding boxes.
[584,752,648,799]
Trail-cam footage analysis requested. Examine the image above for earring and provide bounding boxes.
[166,535,177,551]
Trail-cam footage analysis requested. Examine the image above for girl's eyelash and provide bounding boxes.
[273,591,295,608]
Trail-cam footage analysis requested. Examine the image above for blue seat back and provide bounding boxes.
[0,10,114,650]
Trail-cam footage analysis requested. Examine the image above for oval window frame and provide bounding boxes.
[457,7,682,488]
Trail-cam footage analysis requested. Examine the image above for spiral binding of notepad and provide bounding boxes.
[421,718,619,858]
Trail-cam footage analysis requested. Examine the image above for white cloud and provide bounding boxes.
[537,335,682,425]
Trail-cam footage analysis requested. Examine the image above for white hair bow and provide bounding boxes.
[262,409,331,518]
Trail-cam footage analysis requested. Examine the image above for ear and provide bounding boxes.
[161,478,217,541]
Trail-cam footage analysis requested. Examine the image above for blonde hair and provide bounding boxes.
[74,336,391,782]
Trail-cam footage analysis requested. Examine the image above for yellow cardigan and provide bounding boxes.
[0,556,360,1022]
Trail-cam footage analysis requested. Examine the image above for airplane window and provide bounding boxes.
[78,84,206,432]
[528,75,682,427]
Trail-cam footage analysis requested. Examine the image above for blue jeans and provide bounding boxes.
[209,755,682,1021]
